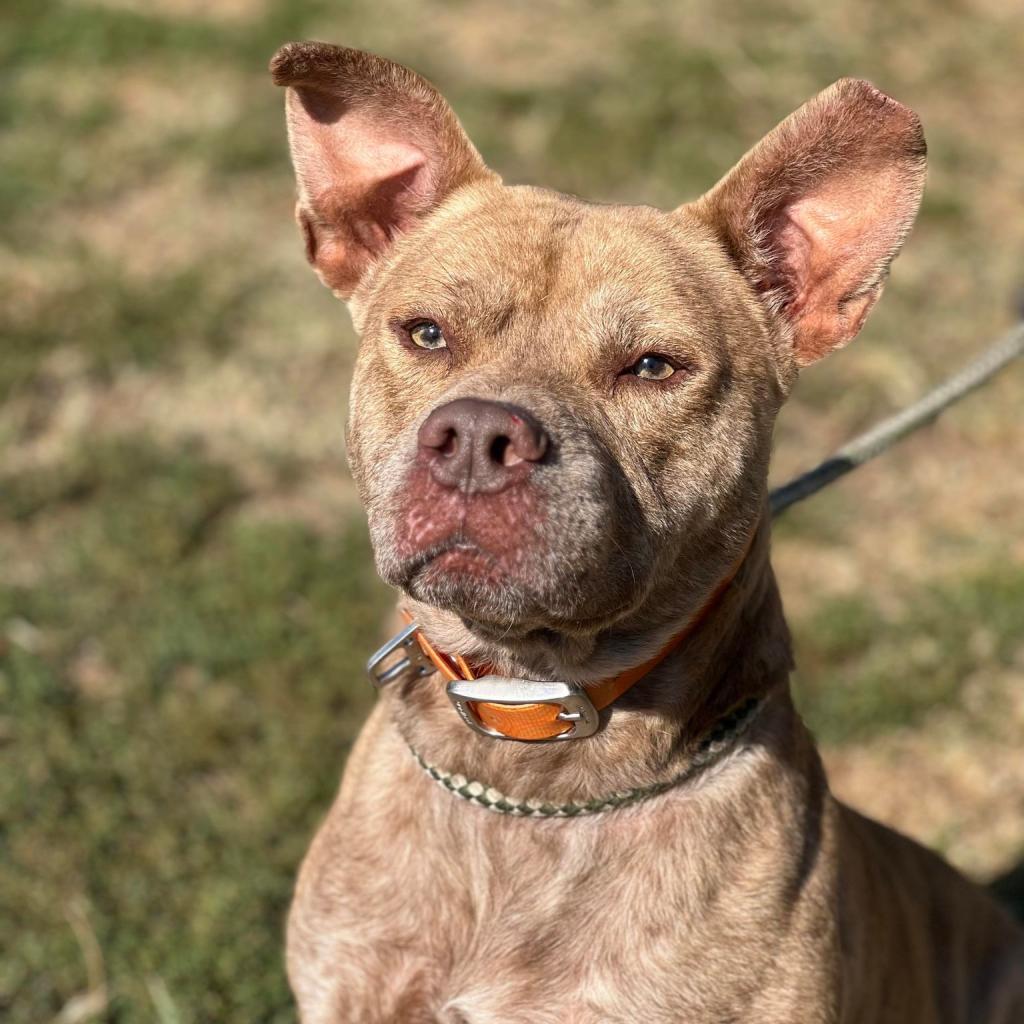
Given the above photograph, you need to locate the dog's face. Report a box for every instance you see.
[349,190,780,643]
[273,44,925,667]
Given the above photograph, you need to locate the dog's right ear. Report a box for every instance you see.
[270,42,497,298]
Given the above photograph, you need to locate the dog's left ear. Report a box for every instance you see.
[271,42,498,298]
[692,79,926,366]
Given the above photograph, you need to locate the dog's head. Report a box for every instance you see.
[272,43,925,672]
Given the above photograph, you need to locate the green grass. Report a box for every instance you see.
[793,566,1024,744]
[1,437,389,1020]
[0,261,266,401]
[454,34,752,201]
[1,0,334,72]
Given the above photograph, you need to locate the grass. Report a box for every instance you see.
[1,0,1022,1020]
[792,566,1024,745]
[1,261,265,401]
[1,436,388,1020]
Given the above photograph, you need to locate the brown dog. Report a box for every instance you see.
[270,42,1024,1023]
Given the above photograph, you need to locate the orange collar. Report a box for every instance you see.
[401,530,756,742]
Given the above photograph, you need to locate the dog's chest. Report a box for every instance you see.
[292,863,832,1024]
[288,766,837,1024]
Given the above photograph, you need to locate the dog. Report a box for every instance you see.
[270,41,1024,1023]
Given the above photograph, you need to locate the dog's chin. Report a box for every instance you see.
[400,544,550,629]
[392,542,649,645]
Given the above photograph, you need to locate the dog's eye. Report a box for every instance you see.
[630,354,676,381]
[409,320,448,350]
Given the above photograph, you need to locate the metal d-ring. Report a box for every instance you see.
[366,622,433,689]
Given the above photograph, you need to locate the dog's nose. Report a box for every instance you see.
[418,398,549,494]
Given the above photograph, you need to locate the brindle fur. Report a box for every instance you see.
[270,41,1024,1023]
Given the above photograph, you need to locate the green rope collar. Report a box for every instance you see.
[407,696,764,818]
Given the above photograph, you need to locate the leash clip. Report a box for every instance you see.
[366,622,433,688]
[446,676,600,742]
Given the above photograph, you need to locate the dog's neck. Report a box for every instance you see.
[386,515,797,804]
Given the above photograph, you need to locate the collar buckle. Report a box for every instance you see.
[446,676,600,742]
[366,622,433,689]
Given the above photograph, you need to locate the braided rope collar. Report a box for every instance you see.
[407,696,764,818]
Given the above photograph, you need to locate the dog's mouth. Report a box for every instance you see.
[392,532,654,643]
[401,536,508,588]
[379,446,657,636]
[396,533,553,627]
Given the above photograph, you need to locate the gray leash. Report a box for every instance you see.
[769,321,1024,517]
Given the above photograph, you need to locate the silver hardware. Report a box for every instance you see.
[366,622,433,689]
[446,676,600,742]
